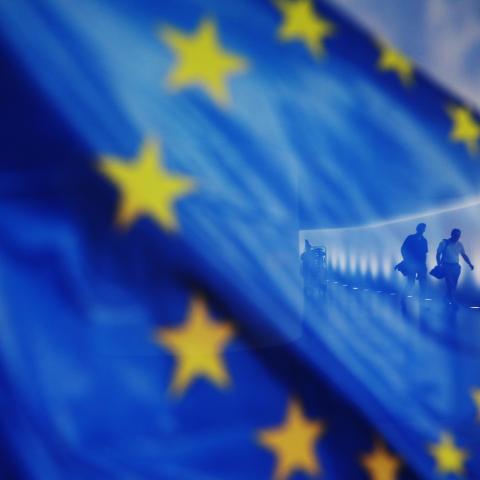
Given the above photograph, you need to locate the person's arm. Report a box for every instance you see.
[460,244,474,270]
[401,238,408,259]
[436,241,444,265]
[401,236,411,260]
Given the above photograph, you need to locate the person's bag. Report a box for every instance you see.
[394,260,409,277]
[429,265,445,279]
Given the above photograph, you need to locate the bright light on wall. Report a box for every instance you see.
[330,249,338,270]
[359,254,368,275]
[338,251,347,272]
[349,251,357,274]
[370,253,379,278]
[473,251,480,286]
[382,256,392,279]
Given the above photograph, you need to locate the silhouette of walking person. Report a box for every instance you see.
[301,240,327,301]
[436,228,474,304]
[399,223,428,297]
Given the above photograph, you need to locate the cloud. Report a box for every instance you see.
[329,0,480,109]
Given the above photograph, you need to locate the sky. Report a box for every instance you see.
[329,0,480,110]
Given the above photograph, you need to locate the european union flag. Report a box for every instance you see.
[0,0,479,478]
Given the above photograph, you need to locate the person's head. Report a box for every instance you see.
[416,223,426,235]
[450,228,461,242]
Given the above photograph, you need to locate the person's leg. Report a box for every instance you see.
[451,264,461,303]
[417,265,427,298]
[445,264,461,303]
[404,272,415,296]
[444,265,455,302]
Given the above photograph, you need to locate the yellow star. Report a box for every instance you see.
[447,105,480,154]
[377,43,414,86]
[377,43,414,85]
[99,140,195,231]
[472,388,480,420]
[160,18,248,106]
[361,441,402,480]
[257,399,325,480]
[154,296,235,395]
[429,432,469,475]
[274,0,335,58]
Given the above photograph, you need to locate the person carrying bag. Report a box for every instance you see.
[430,229,474,303]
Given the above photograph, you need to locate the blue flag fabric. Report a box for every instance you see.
[0,0,479,478]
